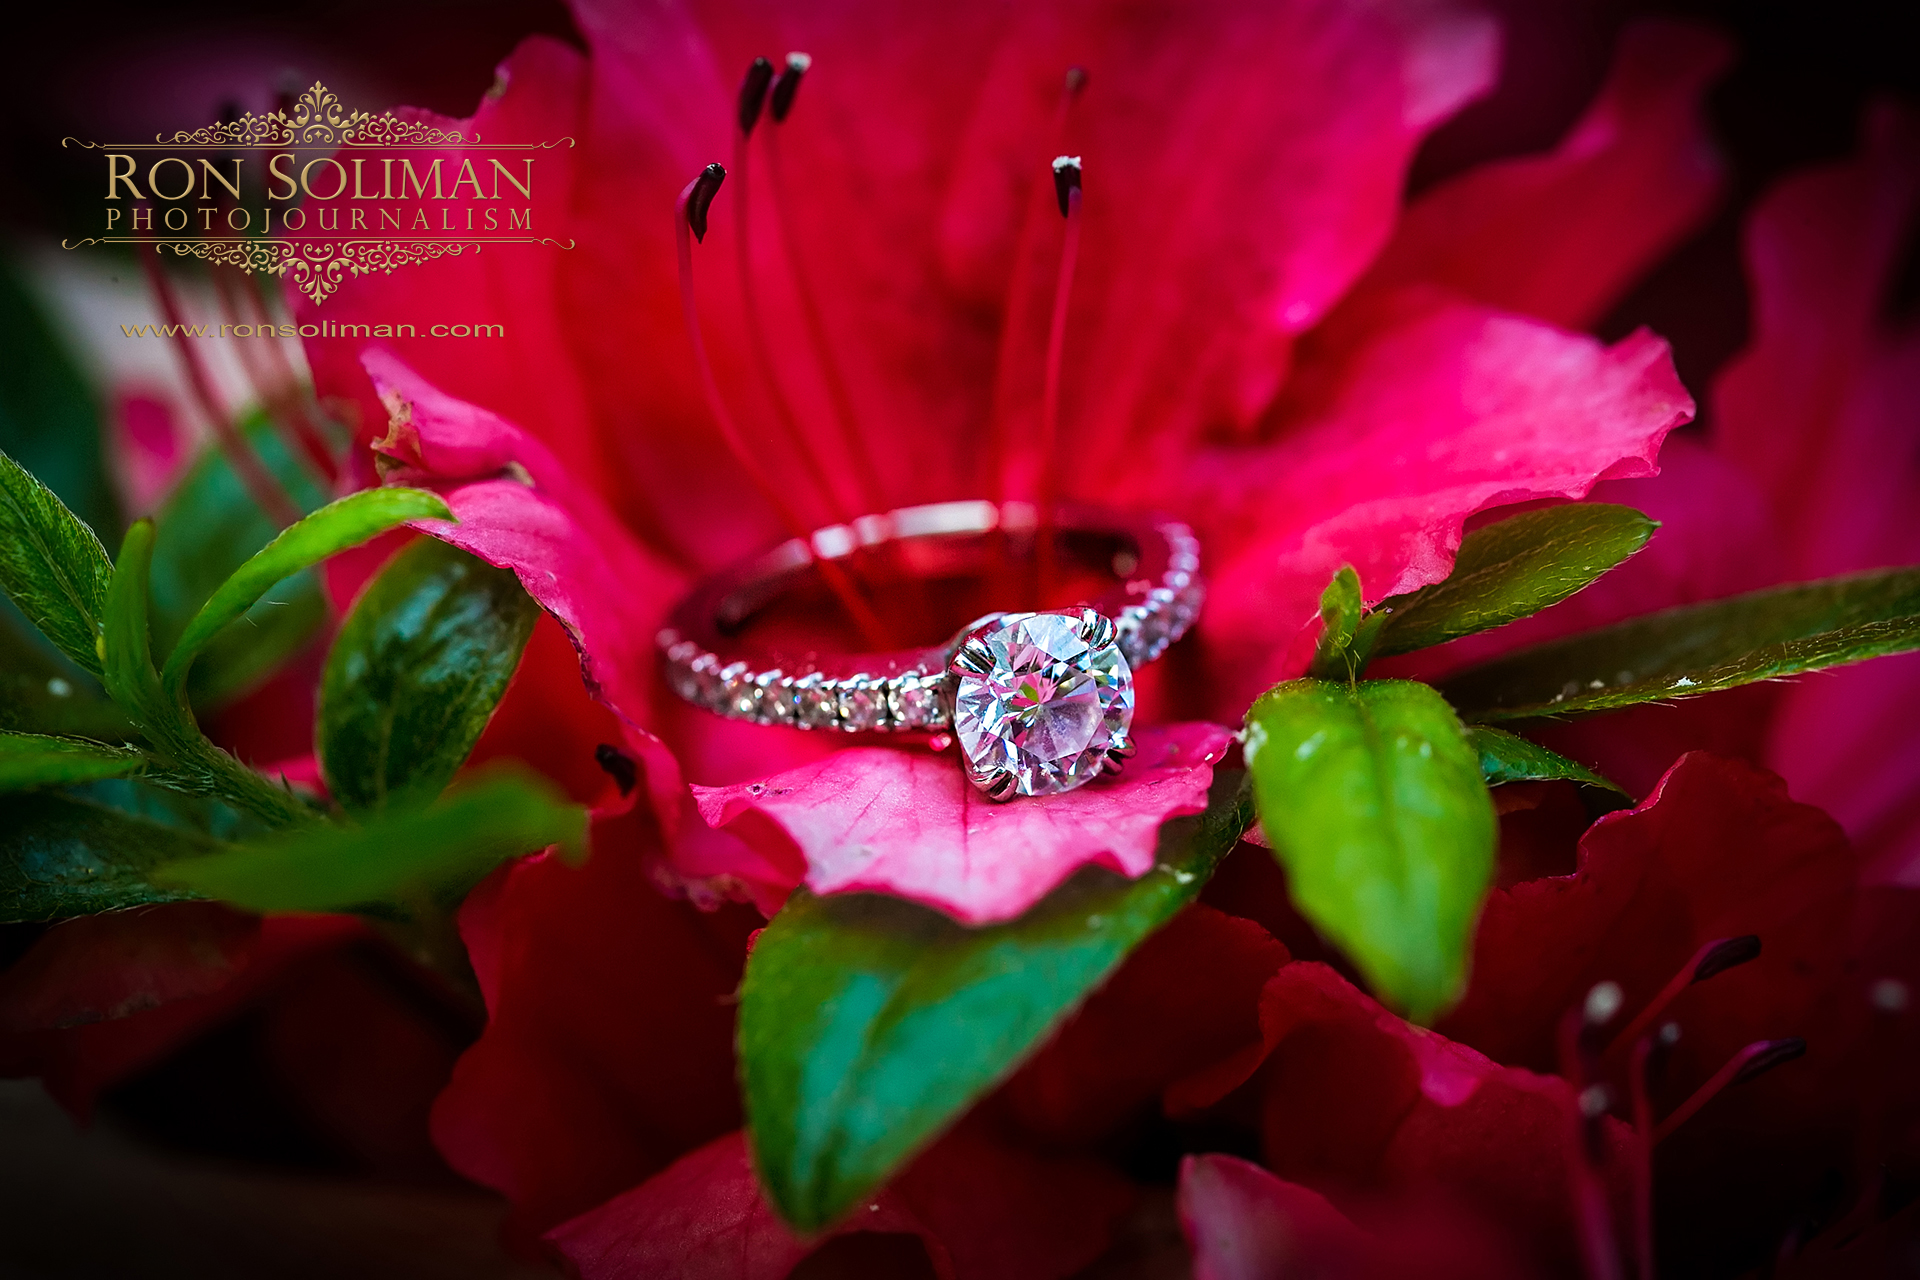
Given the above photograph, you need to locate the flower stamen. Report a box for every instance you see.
[731,57,861,525]
[1628,1021,1681,1280]
[141,252,302,527]
[762,53,887,516]
[1034,155,1084,603]
[1653,1036,1806,1143]
[675,163,890,647]
[1608,935,1761,1056]
[1559,982,1626,1280]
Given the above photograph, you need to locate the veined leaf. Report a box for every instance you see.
[1245,679,1493,1022]
[320,537,538,814]
[103,520,312,830]
[1468,725,1626,795]
[741,771,1251,1232]
[148,413,328,710]
[1441,566,1920,722]
[1374,504,1657,658]
[0,790,214,922]
[160,487,452,701]
[151,771,585,913]
[0,730,145,791]
[0,448,113,678]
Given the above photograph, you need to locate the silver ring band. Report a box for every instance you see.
[656,500,1203,733]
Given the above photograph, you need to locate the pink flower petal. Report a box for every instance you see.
[1006,904,1289,1143]
[1180,1154,1365,1280]
[547,1123,1132,1280]
[692,722,1232,924]
[1353,19,1730,330]
[1710,108,1920,886]
[430,805,756,1237]
[1192,301,1693,715]
[1441,750,1854,1109]
[1168,960,1627,1274]
[1178,1154,1541,1280]
[361,350,695,833]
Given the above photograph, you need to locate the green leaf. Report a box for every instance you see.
[741,770,1251,1233]
[101,519,173,731]
[1440,566,1920,722]
[1467,724,1626,795]
[1307,566,1371,679]
[0,448,113,678]
[147,413,329,710]
[1244,679,1494,1022]
[159,487,452,702]
[0,791,214,922]
[0,729,145,791]
[102,519,312,830]
[151,771,585,913]
[319,538,538,814]
[1373,504,1657,658]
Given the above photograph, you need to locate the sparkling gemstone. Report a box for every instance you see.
[950,610,1134,799]
[890,674,947,730]
[837,679,887,730]
[795,676,841,729]
[755,671,794,725]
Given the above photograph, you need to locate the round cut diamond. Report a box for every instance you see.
[950,610,1134,800]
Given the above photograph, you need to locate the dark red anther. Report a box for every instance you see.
[738,56,775,135]
[1731,1036,1806,1086]
[1656,1036,1808,1142]
[1692,934,1761,983]
[1052,155,1083,218]
[1063,65,1089,95]
[683,162,727,242]
[770,52,811,122]
[594,743,637,796]
[1610,935,1764,1055]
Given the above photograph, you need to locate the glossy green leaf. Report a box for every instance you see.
[1374,504,1657,658]
[0,730,145,791]
[1441,566,1920,722]
[0,448,113,678]
[102,520,312,830]
[0,791,215,922]
[147,413,328,710]
[1244,679,1494,1022]
[741,771,1251,1232]
[159,487,452,701]
[1467,725,1625,795]
[320,538,538,814]
[151,771,585,913]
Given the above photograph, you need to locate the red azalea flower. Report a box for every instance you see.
[264,1,1732,1261]
[302,0,1691,930]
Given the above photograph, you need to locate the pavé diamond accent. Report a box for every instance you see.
[794,675,840,730]
[837,678,887,730]
[950,609,1134,800]
[889,673,949,730]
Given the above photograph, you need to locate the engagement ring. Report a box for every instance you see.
[657,500,1203,800]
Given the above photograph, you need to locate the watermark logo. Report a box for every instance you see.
[62,82,574,304]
